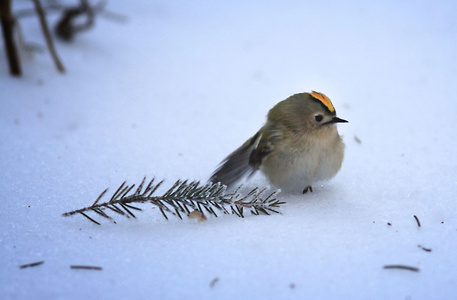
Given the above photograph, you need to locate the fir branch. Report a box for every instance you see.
[63,178,283,225]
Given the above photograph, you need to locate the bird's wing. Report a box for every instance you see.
[209,131,263,188]
[248,127,282,170]
[209,126,281,188]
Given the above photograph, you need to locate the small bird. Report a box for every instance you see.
[209,91,348,194]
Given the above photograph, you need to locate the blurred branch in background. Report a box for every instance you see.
[0,0,125,77]
[54,0,106,42]
[32,0,65,73]
[0,0,22,76]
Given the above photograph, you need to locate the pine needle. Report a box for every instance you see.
[79,212,101,225]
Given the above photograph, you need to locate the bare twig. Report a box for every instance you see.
[32,0,65,73]
[413,215,421,227]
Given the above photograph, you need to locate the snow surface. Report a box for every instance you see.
[1,0,457,299]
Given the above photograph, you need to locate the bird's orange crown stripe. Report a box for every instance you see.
[310,91,335,113]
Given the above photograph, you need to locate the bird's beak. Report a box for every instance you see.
[323,117,348,126]
[331,117,348,123]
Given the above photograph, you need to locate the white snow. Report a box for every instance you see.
[1,1,457,299]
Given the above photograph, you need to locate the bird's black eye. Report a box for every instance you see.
[315,115,323,122]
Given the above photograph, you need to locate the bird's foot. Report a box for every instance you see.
[302,186,313,194]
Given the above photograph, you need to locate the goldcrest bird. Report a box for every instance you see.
[209,91,347,194]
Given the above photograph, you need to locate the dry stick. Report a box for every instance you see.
[32,0,65,73]
[413,215,421,227]
[0,0,22,76]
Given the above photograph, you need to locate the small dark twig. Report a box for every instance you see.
[383,265,420,272]
[70,265,102,270]
[19,260,44,269]
[32,0,65,73]
[413,215,421,227]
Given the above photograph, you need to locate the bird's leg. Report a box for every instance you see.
[302,186,313,194]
